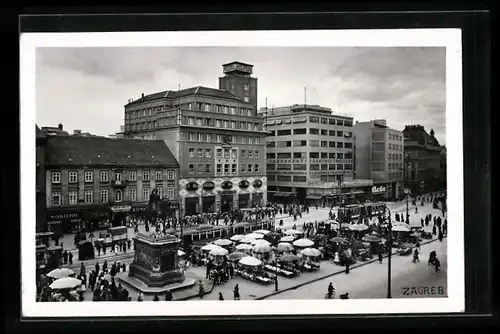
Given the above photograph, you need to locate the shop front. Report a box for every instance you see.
[238,193,250,209]
[370,184,389,201]
[220,191,235,212]
[185,181,200,215]
[305,194,324,207]
[130,202,149,217]
[110,204,132,227]
[202,181,216,213]
[252,192,263,206]
[47,205,111,234]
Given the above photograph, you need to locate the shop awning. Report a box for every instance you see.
[273,192,297,197]
[306,195,323,200]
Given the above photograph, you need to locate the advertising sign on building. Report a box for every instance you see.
[371,186,386,194]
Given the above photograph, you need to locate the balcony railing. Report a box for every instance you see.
[111,180,129,187]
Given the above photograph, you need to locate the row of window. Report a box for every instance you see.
[184,132,262,145]
[389,143,403,151]
[188,163,261,174]
[389,163,403,170]
[51,170,175,184]
[267,163,353,171]
[389,133,403,141]
[127,116,264,132]
[269,117,353,127]
[267,140,353,148]
[50,186,176,206]
[268,129,353,137]
[389,153,403,161]
[266,152,353,159]
[267,174,346,182]
[188,148,260,159]
[126,103,255,120]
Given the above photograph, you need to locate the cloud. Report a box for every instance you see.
[35,46,446,145]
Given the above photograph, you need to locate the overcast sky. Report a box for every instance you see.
[36,47,446,145]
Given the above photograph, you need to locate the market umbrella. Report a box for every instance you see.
[267,232,281,237]
[230,234,245,242]
[239,236,254,244]
[47,268,75,279]
[279,254,300,262]
[329,237,347,244]
[49,277,82,290]
[209,247,229,256]
[228,252,247,261]
[213,238,233,247]
[251,239,271,246]
[254,229,271,235]
[280,236,295,242]
[239,256,262,267]
[246,233,264,239]
[201,244,221,251]
[392,225,411,232]
[277,242,294,252]
[362,235,382,243]
[284,229,302,235]
[300,247,322,257]
[293,238,315,248]
[235,243,253,251]
[252,243,272,254]
[177,249,186,256]
[349,224,368,231]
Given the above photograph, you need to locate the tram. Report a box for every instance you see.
[337,202,386,220]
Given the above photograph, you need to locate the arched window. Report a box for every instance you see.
[115,189,123,203]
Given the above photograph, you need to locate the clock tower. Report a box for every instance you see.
[219,61,258,110]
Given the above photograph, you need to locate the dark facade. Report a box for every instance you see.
[36,125,47,232]
[44,136,179,234]
[402,125,443,195]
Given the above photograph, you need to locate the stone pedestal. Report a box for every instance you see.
[128,232,184,288]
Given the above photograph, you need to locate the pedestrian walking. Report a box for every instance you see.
[378,251,383,264]
[68,251,73,265]
[219,292,224,301]
[421,218,424,228]
[438,230,444,242]
[434,257,441,273]
[413,248,420,263]
[63,250,68,264]
[345,261,350,274]
[233,284,240,300]
[198,280,205,299]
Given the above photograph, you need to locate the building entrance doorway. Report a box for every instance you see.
[185,197,199,215]
[221,195,233,213]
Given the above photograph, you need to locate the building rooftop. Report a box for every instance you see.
[403,125,440,147]
[125,86,241,107]
[222,61,254,68]
[36,125,45,139]
[45,136,179,168]
[260,104,352,118]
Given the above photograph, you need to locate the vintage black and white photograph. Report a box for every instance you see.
[21,30,464,317]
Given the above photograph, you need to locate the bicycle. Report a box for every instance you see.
[325,290,336,299]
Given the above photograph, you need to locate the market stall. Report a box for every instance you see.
[235,256,274,285]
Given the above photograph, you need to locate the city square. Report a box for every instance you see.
[32,46,448,305]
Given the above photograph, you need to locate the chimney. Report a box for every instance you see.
[58,123,63,130]
[141,93,145,98]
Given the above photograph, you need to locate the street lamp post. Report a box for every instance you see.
[274,252,279,291]
[382,205,393,298]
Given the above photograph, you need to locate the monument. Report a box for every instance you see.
[118,231,197,294]
[128,232,184,287]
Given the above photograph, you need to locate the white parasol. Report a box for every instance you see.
[246,233,264,239]
[239,236,255,244]
[252,243,272,254]
[209,247,229,256]
[213,238,233,246]
[299,247,322,257]
[239,256,262,267]
[254,229,271,235]
[235,243,253,251]
[348,224,369,231]
[392,225,411,232]
[280,236,295,242]
[47,268,75,279]
[230,234,245,242]
[177,249,186,256]
[277,242,294,252]
[284,229,303,235]
[251,239,271,246]
[293,238,315,248]
[201,244,221,251]
[49,277,82,290]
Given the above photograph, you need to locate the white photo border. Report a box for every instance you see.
[20,29,464,317]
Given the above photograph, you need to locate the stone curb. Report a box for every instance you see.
[255,236,445,300]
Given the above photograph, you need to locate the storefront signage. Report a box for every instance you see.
[186,182,199,192]
[265,120,276,126]
[203,181,215,191]
[48,212,81,221]
[239,180,249,189]
[292,116,307,123]
[221,181,233,190]
[219,190,236,196]
[253,180,263,188]
[371,186,386,194]
[268,171,307,175]
[111,205,132,213]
